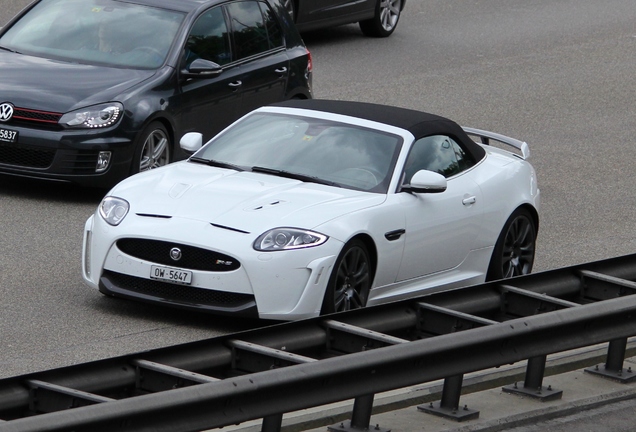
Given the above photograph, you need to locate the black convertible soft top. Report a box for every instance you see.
[274,99,486,163]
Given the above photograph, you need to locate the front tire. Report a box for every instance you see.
[359,0,402,38]
[321,239,373,314]
[486,208,537,281]
[131,121,171,175]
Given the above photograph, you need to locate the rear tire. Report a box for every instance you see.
[486,208,537,281]
[359,0,402,38]
[321,239,372,314]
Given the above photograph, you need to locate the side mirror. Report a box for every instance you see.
[180,58,223,79]
[180,132,203,153]
[402,170,447,194]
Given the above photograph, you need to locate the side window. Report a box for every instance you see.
[260,2,284,48]
[404,135,471,182]
[226,1,279,60]
[186,7,231,66]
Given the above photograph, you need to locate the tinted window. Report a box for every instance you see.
[404,135,472,182]
[186,7,231,65]
[260,2,284,48]
[226,1,277,59]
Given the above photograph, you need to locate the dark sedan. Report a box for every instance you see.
[0,0,312,187]
[283,0,405,37]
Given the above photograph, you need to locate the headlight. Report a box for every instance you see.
[254,228,328,251]
[99,196,129,226]
[59,102,123,129]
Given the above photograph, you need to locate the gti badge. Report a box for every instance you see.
[169,247,182,261]
[0,103,14,122]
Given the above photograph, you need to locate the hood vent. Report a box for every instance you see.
[251,200,285,211]
[211,223,250,234]
[136,213,172,219]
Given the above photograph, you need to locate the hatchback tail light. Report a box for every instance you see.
[306,48,313,73]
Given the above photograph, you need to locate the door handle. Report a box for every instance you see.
[385,229,405,241]
[275,67,288,74]
[228,81,242,88]
[462,196,476,206]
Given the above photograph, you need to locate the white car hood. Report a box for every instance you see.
[114,162,386,234]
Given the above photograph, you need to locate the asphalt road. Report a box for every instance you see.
[2,0,636,379]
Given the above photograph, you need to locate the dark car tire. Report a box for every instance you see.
[131,121,171,175]
[486,207,537,281]
[321,239,373,314]
[359,0,402,38]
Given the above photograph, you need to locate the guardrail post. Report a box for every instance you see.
[585,337,636,383]
[502,355,562,401]
[418,374,479,421]
[261,413,283,432]
[328,394,390,431]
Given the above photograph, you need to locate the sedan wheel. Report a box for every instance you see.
[360,0,402,37]
[486,208,537,281]
[322,240,372,314]
[133,122,171,174]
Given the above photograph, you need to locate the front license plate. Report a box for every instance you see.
[0,127,18,143]
[150,265,192,285]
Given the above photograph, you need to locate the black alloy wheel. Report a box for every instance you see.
[322,239,372,314]
[486,208,537,281]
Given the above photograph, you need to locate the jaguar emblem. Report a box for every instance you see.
[169,247,182,261]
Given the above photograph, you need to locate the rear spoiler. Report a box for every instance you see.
[463,127,530,160]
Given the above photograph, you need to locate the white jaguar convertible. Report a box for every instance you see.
[82,100,540,320]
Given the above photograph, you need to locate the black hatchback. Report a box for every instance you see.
[0,0,312,187]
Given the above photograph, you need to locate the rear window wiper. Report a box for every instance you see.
[251,166,340,187]
[189,156,245,172]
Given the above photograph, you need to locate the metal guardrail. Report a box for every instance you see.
[2,253,636,431]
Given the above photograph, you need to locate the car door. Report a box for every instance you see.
[225,1,289,114]
[175,6,244,141]
[297,0,371,23]
[395,135,484,282]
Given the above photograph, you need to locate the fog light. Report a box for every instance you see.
[96,151,112,173]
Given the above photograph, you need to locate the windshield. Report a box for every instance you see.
[192,113,403,193]
[0,0,184,69]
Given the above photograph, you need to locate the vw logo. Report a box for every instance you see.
[169,247,182,261]
[0,103,13,122]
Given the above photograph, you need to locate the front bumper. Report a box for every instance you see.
[82,214,342,320]
[0,121,136,187]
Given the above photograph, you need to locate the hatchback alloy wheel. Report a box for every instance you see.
[139,126,170,172]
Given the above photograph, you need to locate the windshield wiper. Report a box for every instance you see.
[189,156,244,172]
[0,45,21,54]
[251,166,340,187]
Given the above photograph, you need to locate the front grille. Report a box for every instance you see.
[117,238,241,272]
[6,107,64,131]
[102,270,254,308]
[0,142,55,168]
[13,107,62,124]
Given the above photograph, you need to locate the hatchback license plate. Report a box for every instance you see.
[150,265,192,285]
[0,127,18,143]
